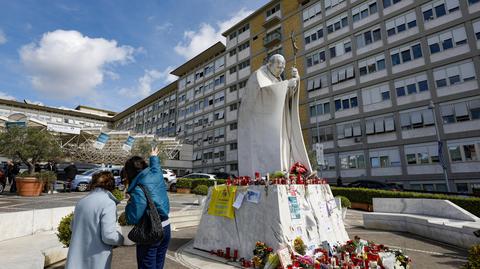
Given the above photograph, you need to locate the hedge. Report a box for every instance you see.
[176,178,226,190]
[331,187,480,217]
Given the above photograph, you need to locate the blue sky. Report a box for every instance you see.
[0,0,267,111]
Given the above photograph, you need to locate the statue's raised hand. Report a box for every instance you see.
[288,67,299,91]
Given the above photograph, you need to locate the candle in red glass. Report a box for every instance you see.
[225,247,230,259]
[294,261,300,267]
[287,265,293,269]
[233,249,238,260]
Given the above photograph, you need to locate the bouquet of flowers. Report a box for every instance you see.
[290,162,308,176]
[252,241,274,268]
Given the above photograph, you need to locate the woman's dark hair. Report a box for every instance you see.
[90,171,115,192]
[124,156,148,183]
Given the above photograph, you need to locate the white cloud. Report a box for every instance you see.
[0,91,16,101]
[0,29,7,44]
[119,66,177,98]
[19,29,136,99]
[155,22,173,33]
[174,8,253,59]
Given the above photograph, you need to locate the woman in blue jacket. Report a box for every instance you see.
[125,147,170,269]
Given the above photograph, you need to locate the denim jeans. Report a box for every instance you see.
[136,224,171,269]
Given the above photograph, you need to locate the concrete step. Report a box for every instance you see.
[173,220,201,229]
[170,214,202,223]
[170,209,203,218]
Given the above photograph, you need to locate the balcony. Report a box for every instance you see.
[263,11,281,29]
[263,31,282,48]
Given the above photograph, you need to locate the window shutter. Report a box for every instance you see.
[366,120,375,134]
[454,102,468,117]
[460,62,476,80]
[452,27,467,43]
[423,109,435,125]
[385,117,395,131]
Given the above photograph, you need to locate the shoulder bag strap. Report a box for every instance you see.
[137,184,156,210]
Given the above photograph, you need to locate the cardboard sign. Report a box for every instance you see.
[277,247,292,269]
[208,186,237,219]
[93,132,110,150]
[122,136,135,152]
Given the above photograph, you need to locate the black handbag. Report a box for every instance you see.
[128,184,164,245]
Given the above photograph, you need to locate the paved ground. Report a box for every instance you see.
[4,189,468,269]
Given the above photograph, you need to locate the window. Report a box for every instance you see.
[383,0,403,8]
[238,80,247,89]
[230,122,238,130]
[352,0,378,23]
[456,183,468,193]
[238,60,250,70]
[303,2,322,23]
[229,66,237,74]
[238,24,249,34]
[359,54,386,76]
[448,140,480,162]
[390,42,422,66]
[428,27,467,55]
[395,73,429,97]
[334,95,358,111]
[304,25,324,45]
[337,122,362,139]
[340,153,366,169]
[312,126,334,143]
[229,31,237,40]
[229,85,237,92]
[331,64,354,84]
[266,4,280,17]
[433,61,476,89]
[306,49,326,67]
[238,42,250,52]
[324,0,346,10]
[204,63,214,76]
[309,101,331,117]
[307,73,328,92]
[422,0,459,22]
[362,84,390,106]
[327,13,349,34]
[229,103,238,111]
[405,144,440,165]
[473,21,480,40]
[230,164,238,171]
[230,143,238,150]
[229,49,237,57]
[365,115,395,134]
[370,149,400,168]
[441,99,480,124]
[329,39,352,59]
[400,109,434,130]
[386,11,417,37]
[355,27,381,48]
[214,75,225,86]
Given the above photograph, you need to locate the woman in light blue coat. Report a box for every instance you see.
[66,171,124,269]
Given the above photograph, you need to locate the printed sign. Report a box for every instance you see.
[122,136,136,152]
[326,198,337,216]
[233,192,245,209]
[288,196,301,221]
[314,143,325,166]
[208,185,237,219]
[277,247,293,269]
[93,132,110,150]
[246,189,261,204]
[5,121,26,129]
[47,123,81,134]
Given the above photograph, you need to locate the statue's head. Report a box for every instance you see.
[267,54,285,78]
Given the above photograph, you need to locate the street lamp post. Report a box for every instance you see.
[429,101,451,192]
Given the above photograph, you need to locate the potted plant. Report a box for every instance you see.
[117,212,135,245]
[336,195,351,219]
[192,185,209,206]
[0,126,62,196]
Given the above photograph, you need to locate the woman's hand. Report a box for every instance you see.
[151,146,159,156]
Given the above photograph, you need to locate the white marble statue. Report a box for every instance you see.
[238,54,312,177]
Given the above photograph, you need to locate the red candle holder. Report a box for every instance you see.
[225,247,231,259]
[233,249,238,261]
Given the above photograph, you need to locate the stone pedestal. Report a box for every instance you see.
[193,184,349,259]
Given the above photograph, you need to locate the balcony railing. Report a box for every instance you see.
[263,31,282,48]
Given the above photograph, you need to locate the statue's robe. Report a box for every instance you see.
[238,65,312,177]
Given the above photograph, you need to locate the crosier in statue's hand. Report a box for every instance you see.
[288,67,299,96]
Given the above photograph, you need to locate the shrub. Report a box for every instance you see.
[57,212,74,247]
[177,178,193,188]
[337,196,351,208]
[177,178,226,189]
[331,187,480,217]
[463,244,480,269]
[111,189,124,201]
[118,211,128,226]
[192,185,209,196]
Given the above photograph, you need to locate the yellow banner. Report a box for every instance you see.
[208,185,237,219]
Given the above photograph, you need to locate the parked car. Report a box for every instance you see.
[210,172,235,179]
[347,180,403,191]
[163,169,177,192]
[70,166,125,192]
[56,162,100,181]
[180,173,216,180]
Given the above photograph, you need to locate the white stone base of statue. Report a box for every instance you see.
[193,184,349,259]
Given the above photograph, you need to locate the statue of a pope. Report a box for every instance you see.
[238,54,312,177]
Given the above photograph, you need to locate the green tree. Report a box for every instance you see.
[131,138,168,161]
[0,126,63,175]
